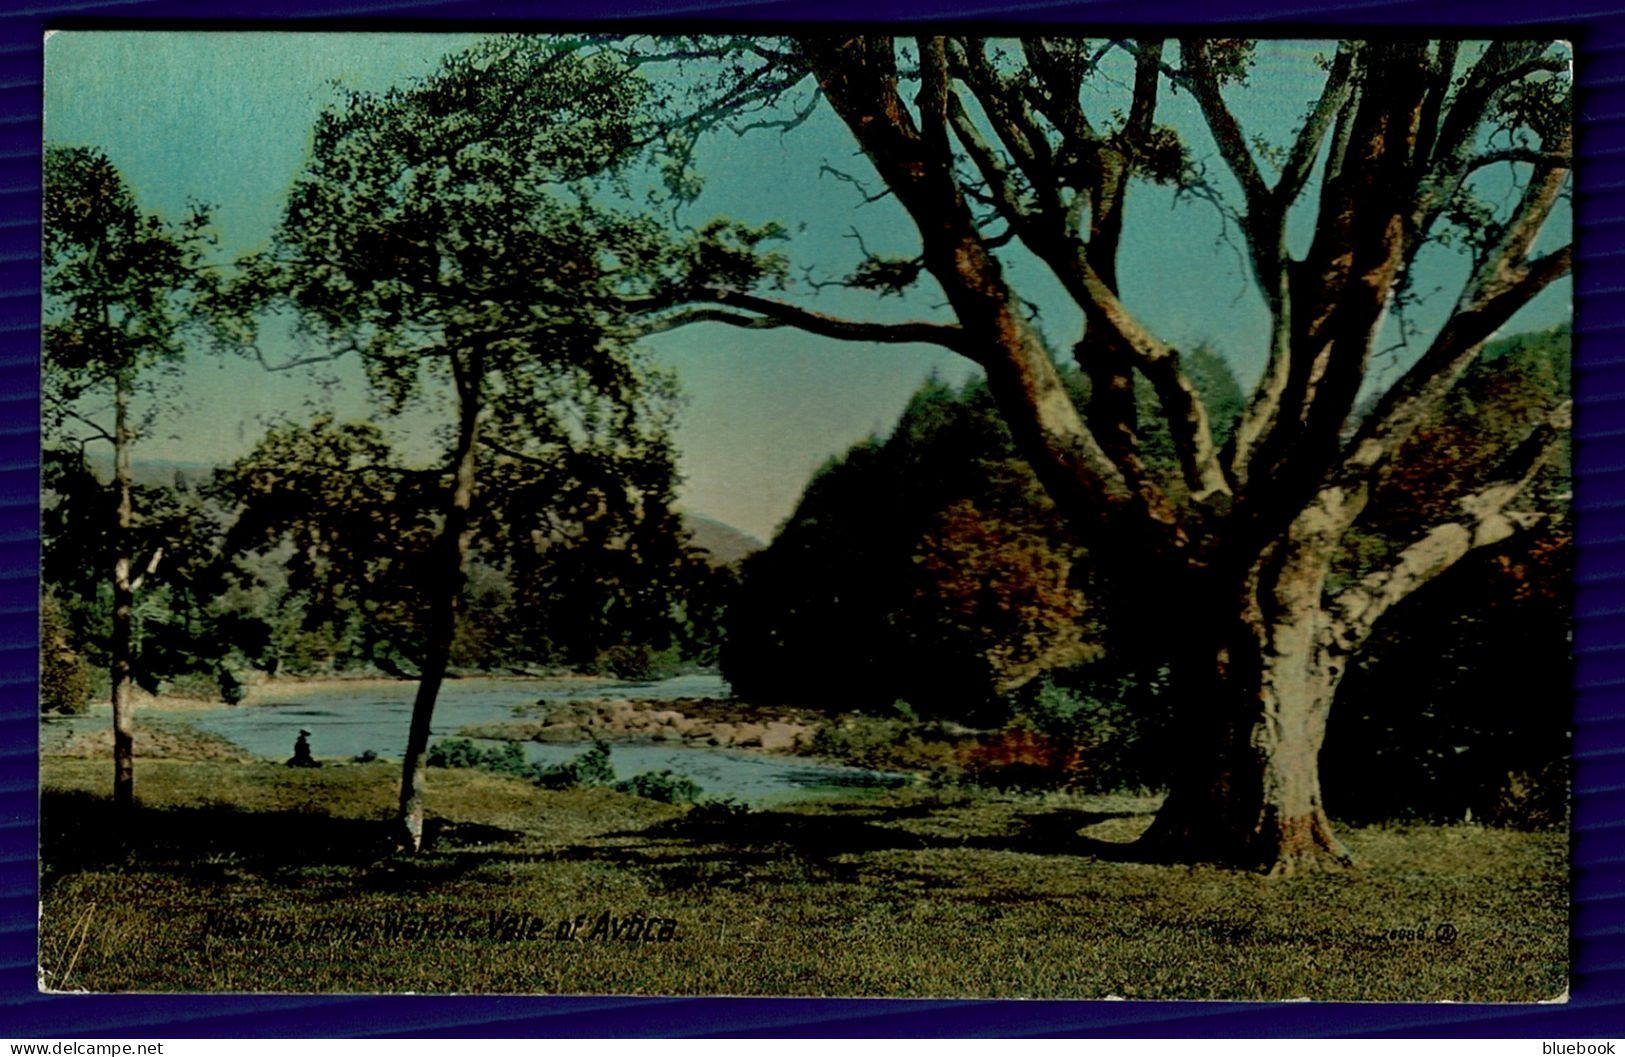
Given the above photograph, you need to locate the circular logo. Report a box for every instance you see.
[1434,923,1458,945]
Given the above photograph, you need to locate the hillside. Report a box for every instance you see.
[682,514,764,566]
[77,451,763,566]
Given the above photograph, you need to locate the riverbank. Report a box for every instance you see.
[38,755,1569,999]
[454,694,824,752]
[84,670,616,715]
[48,673,923,774]
[44,677,913,805]
[41,677,1115,790]
[41,708,251,760]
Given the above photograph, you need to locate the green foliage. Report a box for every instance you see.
[808,715,911,769]
[40,595,92,715]
[808,714,966,774]
[41,146,223,713]
[42,145,213,432]
[1000,674,1170,793]
[1202,38,1259,85]
[724,352,1244,723]
[545,740,617,789]
[613,769,703,804]
[210,418,441,671]
[426,738,524,773]
[686,796,752,823]
[426,736,618,791]
[41,447,272,694]
[723,372,1093,719]
[1324,325,1572,825]
[845,254,923,297]
[212,38,758,678]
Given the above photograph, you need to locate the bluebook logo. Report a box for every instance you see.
[1543,1045,1616,1054]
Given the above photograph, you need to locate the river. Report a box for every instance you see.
[191,674,906,805]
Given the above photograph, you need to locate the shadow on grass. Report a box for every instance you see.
[577,800,1154,879]
[41,785,1160,898]
[39,789,525,886]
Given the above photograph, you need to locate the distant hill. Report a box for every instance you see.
[75,450,764,566]
[80,451,216,490]
[683,514,764,567]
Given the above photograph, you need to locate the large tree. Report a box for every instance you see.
[638,37,1572,872]
[42,146,212,809]
[227,38,783,850]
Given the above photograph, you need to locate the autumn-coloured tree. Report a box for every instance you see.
[910,496,1097,701]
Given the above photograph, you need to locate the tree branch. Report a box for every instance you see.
[1072,266,1231,500]
[1180,40,1270,224]
[1428,42,1561,181]
[1124,40,1163,144]
[1275,43,1358,211]
[915,36,954,171]
[1340,148,1570,487]
[629,287,971,353]
[1415,41,1566,236]
[1333,402,1568,646]
[129,546,163,593]
[1464,146,1565,173]
[945,91,1039,246]
[951,39,1063,222]
[482,436,568,468]
[57,407,116,446]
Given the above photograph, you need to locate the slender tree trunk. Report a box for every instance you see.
[111,376,135,812]
[397,349,484,852]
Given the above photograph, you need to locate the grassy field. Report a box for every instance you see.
[38,756,1567,1000]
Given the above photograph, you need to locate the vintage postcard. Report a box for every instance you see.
[38,32,1572,999]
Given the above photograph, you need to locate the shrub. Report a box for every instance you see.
[546,740,615,788]
[1491,762,1569,830]
[594,644,685,681]
[218,669,247,705]
[990,675,1168,793]
[428,738,540,779]
[428,737,499,770]
[687,797,751,823]
[810,713,967,775]
[40,596,92,715]
[429,736,624,791]
[958,724,1085,791]
[809,715,909,769]
[614,770,702,804]
[157,671,221,701]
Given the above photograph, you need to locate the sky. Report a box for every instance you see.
[42,33,1573,541]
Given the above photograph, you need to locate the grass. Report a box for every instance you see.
[38,756,1567,1000]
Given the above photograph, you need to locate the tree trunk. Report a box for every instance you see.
[396,349,484,852]
[111,376,135,812]
[1138,653,1351,873]
[1137,547,1355,874]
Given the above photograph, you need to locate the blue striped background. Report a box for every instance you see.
[3,4,1621,1037]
